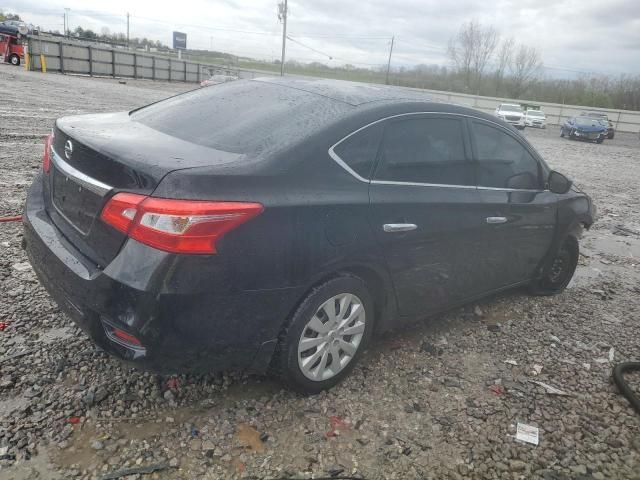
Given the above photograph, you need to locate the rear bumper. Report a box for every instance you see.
[23,174,302,373]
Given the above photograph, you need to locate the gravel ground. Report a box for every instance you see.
[1,66,640,480]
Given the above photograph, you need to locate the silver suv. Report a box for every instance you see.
[495,104,526,130]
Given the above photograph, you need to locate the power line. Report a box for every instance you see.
[287,35,333,60]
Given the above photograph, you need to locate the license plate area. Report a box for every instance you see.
[52,166,104,235]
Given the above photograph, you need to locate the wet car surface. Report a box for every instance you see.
[23,77,594,393]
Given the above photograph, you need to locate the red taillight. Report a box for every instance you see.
[43,132,53,173]
[100,193,264,254]
[112,328,142,347]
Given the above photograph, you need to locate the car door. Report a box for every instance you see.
[469,119,557,290]
[368,113,487,317]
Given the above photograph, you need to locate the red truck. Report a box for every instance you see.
[0,25,25,66]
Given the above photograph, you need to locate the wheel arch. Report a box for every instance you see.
[274,262,395,347]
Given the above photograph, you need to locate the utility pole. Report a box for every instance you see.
[64,8,70,37]
[126,12,130,48]
[385,35,394,85]
[278,0,288,76]
[210,36,213,51]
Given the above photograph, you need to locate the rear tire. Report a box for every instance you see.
[9,54,20,66]
[560,129,565,138]
[276,276,374,394]
[530,236,579,296]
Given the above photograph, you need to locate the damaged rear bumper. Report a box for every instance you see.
[22,174,300,374]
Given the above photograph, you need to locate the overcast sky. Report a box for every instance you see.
[6,0,640,77]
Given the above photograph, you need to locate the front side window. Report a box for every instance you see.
[374,117,472,185]
[332,123,383,179]
[472,121,541,190]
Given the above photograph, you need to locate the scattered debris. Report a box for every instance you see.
[614,224,640,237]
[11,262,32,272]
[325,416,348,438]
[0,321,9,331]
[165,377,180,391]
[609,347,615,362]
[0,349,35,363]
[487,324,500,332]
[530,381,572,396]
[515,423,539,446]
[236,424,266,453]
[99,463,170,480]
[504,359,518,366]
[67,416,81,424]
[532,364,543,376]
[489,385,505,396]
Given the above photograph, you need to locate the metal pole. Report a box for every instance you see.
[385,36,394,85]
[280,0,287,76]
[64,8,70,37]
[126,13,130,48]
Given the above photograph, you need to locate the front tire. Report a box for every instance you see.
[276,276,373,394]
[530,236,579,296]
[9,54,20,66]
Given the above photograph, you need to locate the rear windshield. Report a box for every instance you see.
[131,80,351,156]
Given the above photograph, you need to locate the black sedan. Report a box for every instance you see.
[561,116,607,143]
[24,78,595,393]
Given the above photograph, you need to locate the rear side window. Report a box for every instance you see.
[373,117,471,185]
[472,122,541,190]
[332,123,383,179]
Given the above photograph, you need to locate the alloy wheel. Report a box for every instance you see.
[297,293,366,381]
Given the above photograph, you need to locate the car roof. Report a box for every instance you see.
[253,76,438,107]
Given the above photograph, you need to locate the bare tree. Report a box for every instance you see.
[508,44,543,98]
[495,37,514,95]
[448,20,499,92]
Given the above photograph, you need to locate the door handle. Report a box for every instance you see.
[486,216,508,224]
[383,223,417,233]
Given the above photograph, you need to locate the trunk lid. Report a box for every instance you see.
[46,112,242,267]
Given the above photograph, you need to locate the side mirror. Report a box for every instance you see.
[548,171,572,194]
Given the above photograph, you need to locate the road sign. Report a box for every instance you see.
[172,31,187,50]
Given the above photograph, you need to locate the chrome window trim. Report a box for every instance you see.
[370,179,476,190]
[328,111,547,193]
[50,147,113,196]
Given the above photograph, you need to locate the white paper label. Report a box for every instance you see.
[516,423,539,446]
